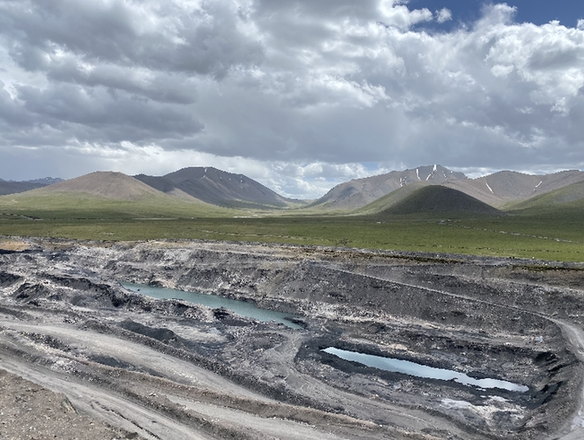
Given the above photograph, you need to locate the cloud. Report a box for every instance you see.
[436,8,452,24]
[47,59,199,104]
[378,2,433,30]
[1,0,264,76]
[0,0,582,197]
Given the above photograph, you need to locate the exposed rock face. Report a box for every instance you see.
[0,239,583,439]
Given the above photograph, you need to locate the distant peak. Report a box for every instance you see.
[84,171,128,178]
[138,165,293,208]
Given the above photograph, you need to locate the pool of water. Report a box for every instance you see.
[322,347,528,392]
[122,282,304,330]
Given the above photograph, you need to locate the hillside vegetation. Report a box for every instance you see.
[356,183,426,215]
[375,185,502,216]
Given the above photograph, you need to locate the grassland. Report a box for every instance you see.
[1,183,583,262]
[0,191,235,219]
[0,199,582,261]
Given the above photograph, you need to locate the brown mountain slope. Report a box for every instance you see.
[445,170,584,208]
[508,180,584,211]
[35,172,176,201]
[314,166,584,211]
[136,167,298,209]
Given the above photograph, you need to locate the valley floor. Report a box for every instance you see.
[0,238,583,439]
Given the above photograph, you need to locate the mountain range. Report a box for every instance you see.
[1,165,583,215]
[311,165,466,211]
[312,165,584,211]
[0,177,62,196]
[34,172,171,201]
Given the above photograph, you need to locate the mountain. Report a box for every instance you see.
[135,167,298,209]
[311,165,584,212]
[356,182,426,215]
[35,172,171,201]
[27,177,63,185]
[377,185,502,216]
[0,177,63,196]
[311,165,466,211]
[0,171,231,218]
[130,174,200,202]
[4,166,582,214]
[507,180,584,212]
[445,170,584,208]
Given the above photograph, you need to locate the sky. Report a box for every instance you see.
[0,1,583,199]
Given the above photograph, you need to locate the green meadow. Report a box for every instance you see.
[0,193,582,262]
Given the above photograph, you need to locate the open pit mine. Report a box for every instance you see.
[0,238,583,439]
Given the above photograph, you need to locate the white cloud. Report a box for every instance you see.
[476,3,516,27]
[379,2,433,30]
[436,8,452,24]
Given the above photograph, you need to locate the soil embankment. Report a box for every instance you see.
[0,238,583,439]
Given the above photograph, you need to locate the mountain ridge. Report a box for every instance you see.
[445,169,584,208]
[0,177,63,196]
[135,167,298,209]
[507,180,584,212]
[311,165,466,211]
[312,165,584,211]
[32,172,174,201]
[2,165,583,213]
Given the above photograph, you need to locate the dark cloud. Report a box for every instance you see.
[0,0,582,197]
[47,60,199,104]
[13,83,203,144]
[1,0,264,76]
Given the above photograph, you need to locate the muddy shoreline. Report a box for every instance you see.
[0,238,583,439]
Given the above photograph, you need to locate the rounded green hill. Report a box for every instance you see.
[379,185,502,216]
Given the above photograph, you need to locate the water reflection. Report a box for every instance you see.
[323,347,528,392]
[122,282,303,330]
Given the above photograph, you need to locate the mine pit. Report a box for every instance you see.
[0,239,582,439]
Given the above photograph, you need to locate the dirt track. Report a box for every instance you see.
[0,238,583,439]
